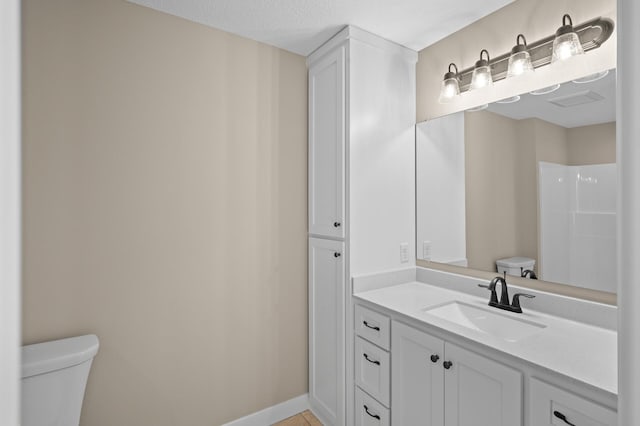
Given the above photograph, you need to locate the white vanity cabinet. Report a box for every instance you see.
[307,25,417,426]
[308,44,345,240]
[529,378,617,426]
[392,320,522,426]
[309,237,345,425]
[353,304,392,425]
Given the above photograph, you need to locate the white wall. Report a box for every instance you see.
[617,0,640,423]
[0,0,21,423]
[348,34,417,276]
[416,113,466,264]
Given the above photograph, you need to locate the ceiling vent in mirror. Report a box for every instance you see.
[438,15,614,101]
[547,90,604,108]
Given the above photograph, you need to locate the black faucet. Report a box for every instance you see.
[520,267,538,279]
[478,272,536,314]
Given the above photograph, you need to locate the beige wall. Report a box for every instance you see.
[22,1,308,425]
[417,0,617,120]
[464,111,538,272]
[568,122,616,165]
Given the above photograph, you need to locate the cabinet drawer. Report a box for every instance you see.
[355,386,390,426]
[355,337,390,407]
[355,305,390,350]
[530,378,617,426]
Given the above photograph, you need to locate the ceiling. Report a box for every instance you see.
[487,69,616,128]
[128,0,514,56]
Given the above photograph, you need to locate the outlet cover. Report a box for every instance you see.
[423,241,432,260]
[400,243,409,263]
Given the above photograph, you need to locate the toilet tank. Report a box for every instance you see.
[21,334,99,426]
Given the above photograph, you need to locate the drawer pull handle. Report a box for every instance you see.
[363,405,381,420]
[553,411,577,426]
[334,221,341,228]
[443,361,453,369]
[430,354,440,363]
[363,353,380,365]
[363,321,380,331]
[334,252,341,258]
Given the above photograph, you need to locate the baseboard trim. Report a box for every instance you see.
[222,394,310,426]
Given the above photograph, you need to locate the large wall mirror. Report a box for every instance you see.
[416,69,616,295]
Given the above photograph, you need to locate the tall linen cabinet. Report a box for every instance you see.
[307,26,417,426]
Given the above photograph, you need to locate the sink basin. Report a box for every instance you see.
[423,301,546,342]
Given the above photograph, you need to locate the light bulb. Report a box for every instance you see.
[507,35,534,79]
[471,65,493,90]
[439,78,460,103]
[470,50,493,91]
[438,63,460,103]
[551,15,584,63]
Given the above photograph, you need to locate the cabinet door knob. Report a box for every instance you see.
[333,221,341,228]
[443,361,453,369]
[334,252,341,258]
[430,354,440,363]
[363,405,381,420]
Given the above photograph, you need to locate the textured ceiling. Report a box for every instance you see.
[128,0,514,56]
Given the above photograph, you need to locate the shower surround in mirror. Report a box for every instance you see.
[539,162,616,293]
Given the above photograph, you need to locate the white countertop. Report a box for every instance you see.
[354,281,617,396]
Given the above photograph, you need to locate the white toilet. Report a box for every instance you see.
[21,334,99,426]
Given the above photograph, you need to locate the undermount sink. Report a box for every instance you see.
[423,301,546,342]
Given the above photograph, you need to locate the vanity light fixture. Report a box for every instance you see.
[439,16,613,99]
[438,63,461,103]
[470,50,493,90]
[507,34,534,78]
[551,14,585,63]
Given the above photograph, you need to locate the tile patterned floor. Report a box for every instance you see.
[272,410,323,426]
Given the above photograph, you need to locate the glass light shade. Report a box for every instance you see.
[470,65,493,90]
[551,32,584,62]
[507,51,534,78]
[438,77,460,103]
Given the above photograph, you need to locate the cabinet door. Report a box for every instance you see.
[309,237,345,425]
[529,378,617,426]
[391,321,445,426]
[355,337,390,407]
[308,46,345,238]
[443,343,522,426]
[355,386,390,426]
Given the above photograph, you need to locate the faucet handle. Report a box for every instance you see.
[511,293,536,312]
[478,283,499,305]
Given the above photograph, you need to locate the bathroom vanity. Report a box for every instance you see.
[352,268,617,426]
